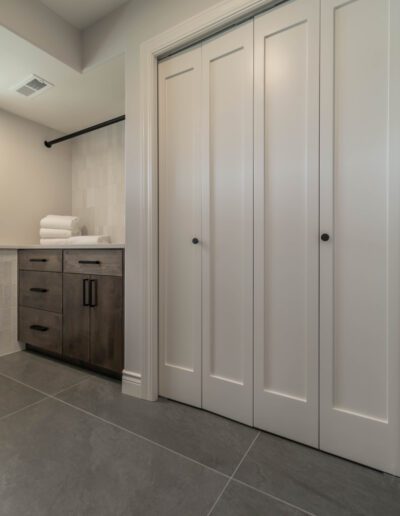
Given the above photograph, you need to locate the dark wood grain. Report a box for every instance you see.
[63,250,123,276]
[63,273,90,363]
[19,307,62,354]
[19,249,62,272]
[90,275,124,374]
[19,271,62,313]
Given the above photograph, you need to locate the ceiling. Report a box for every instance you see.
[0,27,125,134]
[39,0,129,29]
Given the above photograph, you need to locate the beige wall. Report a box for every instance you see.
[71,122,125,244]
[0,109,72,245]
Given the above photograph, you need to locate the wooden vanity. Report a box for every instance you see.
[18,248,124,377]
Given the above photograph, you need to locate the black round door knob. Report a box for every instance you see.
[192,238,199,245]
[321,233,330,242]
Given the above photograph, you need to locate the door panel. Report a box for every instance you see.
[158,47,202,406]
[201,21,254,425]
[90,275,124,374]
[63,273,90,362]
[254,0,320,446]
[320,0,400,474]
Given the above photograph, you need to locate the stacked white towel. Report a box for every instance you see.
[40,228,79,239]
[40,215,81,233]
[40,215,81,245]
[39,215,111,246]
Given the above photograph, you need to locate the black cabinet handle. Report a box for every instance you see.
[30,288,48,293]
[78,260,101,265]
[30,325,48,332]
[90,279,97,307]
[30,258,48,263]
[321,233,330,242]
[192,238,199,245]
[83,279,90,306]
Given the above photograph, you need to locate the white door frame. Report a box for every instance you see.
[138,0,284,401]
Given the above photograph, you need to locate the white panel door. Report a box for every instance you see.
[158,47,202,407]
[201,21,254,425]
[254,0,320,447]
[320,0,400,474]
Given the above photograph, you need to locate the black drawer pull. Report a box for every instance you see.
[78,260,101,265]
[30,288,48,293]
[90,279,98,307]
[30,325,49,332]
[30,258,48,263]
[83,279,90,306]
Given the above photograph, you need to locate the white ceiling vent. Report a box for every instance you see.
[12,75,54,98]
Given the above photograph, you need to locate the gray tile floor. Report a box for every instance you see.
[0,351,399,516]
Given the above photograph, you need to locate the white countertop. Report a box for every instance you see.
[0,244,125,250]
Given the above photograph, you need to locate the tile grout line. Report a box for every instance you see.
[49,395,231,480]
[0,372,53,397]
[233,478,317,516]
[52,377,91,397]
[0,397,48,422]
[207,431,261,516]
[0,371,91,398]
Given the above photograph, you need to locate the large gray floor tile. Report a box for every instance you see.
[0,351,89,395]
[57,375,257,475]
[211,480,306,516]
[235,432,400,516]
[0,375,45,418]
[0,397,226,516]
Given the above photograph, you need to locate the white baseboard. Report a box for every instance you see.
[122,370,142,398]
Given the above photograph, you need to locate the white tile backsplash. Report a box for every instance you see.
[72,122,125,244]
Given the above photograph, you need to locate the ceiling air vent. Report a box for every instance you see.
[12,75,53,98]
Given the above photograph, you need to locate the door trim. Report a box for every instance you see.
[137,0,287,401]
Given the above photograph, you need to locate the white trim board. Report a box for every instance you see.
[136,0,288,401]
[122,370,142,398]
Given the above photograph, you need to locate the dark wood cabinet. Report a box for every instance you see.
[19,306,62,355]
[63,273,124,373]
[90,275,124,373]
[63,273,91,363]
[18,248,124,377]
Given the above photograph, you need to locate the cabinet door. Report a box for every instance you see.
[90,275,123,374]
[201,21,254,425]
[158,46,202,406]
[320,0,400,475]
[63,273,90,362]
[253,0,320,447]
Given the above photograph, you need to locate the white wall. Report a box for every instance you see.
[71,122,125,244]
[0,0,81,71]
[0,109,72,245]
[83,0,223,379]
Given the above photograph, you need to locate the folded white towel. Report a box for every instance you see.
[68,235,111,245]
[40,215,80,232]
[40,228,81,239]
[40,238,70,246]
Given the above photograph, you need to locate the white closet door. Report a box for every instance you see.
[320,0,400,474]
[254,0,320,447]
[158,48,202,407]
[201,21,254,425]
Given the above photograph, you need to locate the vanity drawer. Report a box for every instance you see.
[19,307,62,354]
[19,250,62,272]
[63,250,123,276]
[19,271,62,313]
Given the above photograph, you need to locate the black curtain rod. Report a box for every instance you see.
[44,115,126,148]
